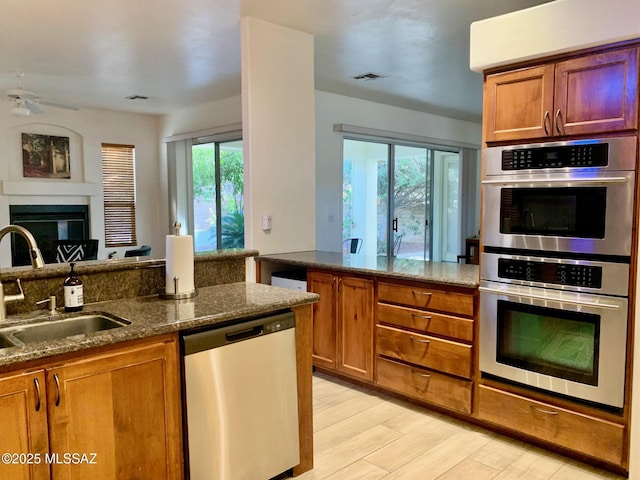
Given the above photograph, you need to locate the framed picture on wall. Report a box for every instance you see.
[22,133,71,179]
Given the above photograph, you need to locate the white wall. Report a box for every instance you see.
[160,95,242,139]
[0,107,161,264]
[315,90,482,252]
[241,17,316,258]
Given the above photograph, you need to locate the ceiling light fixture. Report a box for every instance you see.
[351,72,385,81]
[11,105,31,116]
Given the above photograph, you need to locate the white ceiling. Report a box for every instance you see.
[0,0,552,123]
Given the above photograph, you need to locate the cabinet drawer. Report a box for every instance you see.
[376,325,472,379]
[478,385,625,466]
[376,357,472,414]
[378,282,475,317]
[377,303,473,342]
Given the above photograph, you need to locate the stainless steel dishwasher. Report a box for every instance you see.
[182,311,300,480]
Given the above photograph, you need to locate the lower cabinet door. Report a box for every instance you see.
[478,385,625,466]
[376,357,472,414]
[0,369,49,480]
[308,271,338,369]
[47,337,183,480]
[337,276,374,381]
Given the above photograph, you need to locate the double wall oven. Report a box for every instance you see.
[480,136,636,409]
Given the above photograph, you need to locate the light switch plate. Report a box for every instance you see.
[261,214,272,231]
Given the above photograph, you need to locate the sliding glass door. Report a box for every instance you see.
[343,140,389,256]
[392,145,431,260]
[343,138,460,261]
[192,139,244,252]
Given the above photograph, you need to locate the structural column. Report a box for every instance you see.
[241,17,316,263]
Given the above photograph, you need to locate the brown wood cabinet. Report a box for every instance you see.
[378,281,475,317]
[307,271,336,370]
[376,325,472,379]
[377,357,472,415]
[478,385,625,466]
[307,270,374,382]
[375,280,476,414]
[484,46,639,142]
[0,335,183,480]
[0,369,49,480]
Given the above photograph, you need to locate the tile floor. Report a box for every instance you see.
[295,373,627,480]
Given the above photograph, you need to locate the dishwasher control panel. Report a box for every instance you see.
[264,314,295,333]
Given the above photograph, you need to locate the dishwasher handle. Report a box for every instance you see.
[226,325,263,342]
[182,310,295,355]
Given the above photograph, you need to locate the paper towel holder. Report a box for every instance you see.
[160,222,198,300]
[160,276,198,300]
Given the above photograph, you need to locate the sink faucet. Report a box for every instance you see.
[0,225,45,321]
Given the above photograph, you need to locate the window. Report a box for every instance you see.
[192,139,244,252]
[101,143,137,247]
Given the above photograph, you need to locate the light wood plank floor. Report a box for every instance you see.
[295,373,626,480]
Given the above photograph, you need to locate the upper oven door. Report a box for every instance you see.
[482,170,635,256]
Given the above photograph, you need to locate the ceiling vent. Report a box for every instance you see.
[125,95,149,100]
[351,72,385,81]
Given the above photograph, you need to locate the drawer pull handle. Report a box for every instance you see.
[412,290,432,296]
[411,313,432,320]
[532,406,558,415]
[410,336,430,344]
[412,371,431,378]
[33,377,41,412]
[54,373,61,407]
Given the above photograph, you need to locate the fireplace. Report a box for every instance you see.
[9,205,90,266]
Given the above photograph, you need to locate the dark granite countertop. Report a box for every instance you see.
[256,251,479,287]
[0,282,318,369]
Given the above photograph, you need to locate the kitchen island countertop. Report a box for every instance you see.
[0,282,319,369]
[256,250,479,287]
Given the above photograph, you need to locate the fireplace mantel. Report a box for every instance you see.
[1,180,99,196]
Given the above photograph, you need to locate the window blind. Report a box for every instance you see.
[101,143,137,247]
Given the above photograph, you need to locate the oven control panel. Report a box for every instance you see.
[497,258,602,288]
[501,143,608,170]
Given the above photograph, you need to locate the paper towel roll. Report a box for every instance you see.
[165,235,195,294]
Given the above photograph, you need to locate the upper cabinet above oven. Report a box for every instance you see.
[483,46,639,143]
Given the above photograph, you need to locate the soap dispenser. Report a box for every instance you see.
[63,262,84,312]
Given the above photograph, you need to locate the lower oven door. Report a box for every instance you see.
[479,280,628,408]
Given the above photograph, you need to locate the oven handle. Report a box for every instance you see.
[481,176,628,186]
[478,286,621,310]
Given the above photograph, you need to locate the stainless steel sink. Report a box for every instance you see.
[0,313,130,346]
[0,334,17,349]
